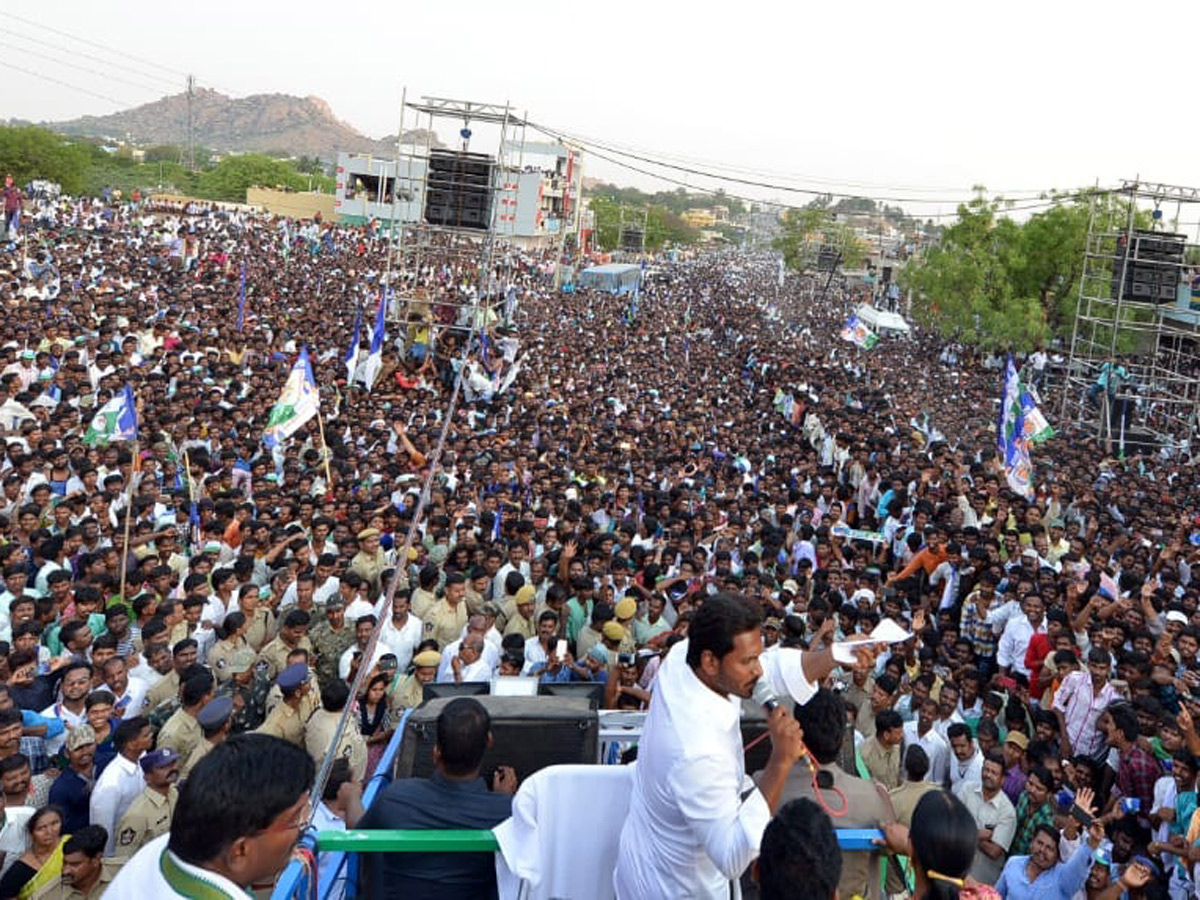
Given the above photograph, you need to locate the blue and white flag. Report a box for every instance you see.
[998,356,1034,500]
[344,301,363,385]
[362,295,385,391]
[840,315,878,350]
[1018,383,1055,445]
[83,384,138,446]
[264,346,320,449]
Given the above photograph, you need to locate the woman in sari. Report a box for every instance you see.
[0,806,65,899]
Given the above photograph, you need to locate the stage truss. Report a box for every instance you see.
[1058,179,1200,456]
[379,95,527,345]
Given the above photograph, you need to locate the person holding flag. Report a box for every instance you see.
[344,301,363,386]
[362,294,386,391]
[997,356,1035,500]
[264,346,320,449]
[83,384,138,446]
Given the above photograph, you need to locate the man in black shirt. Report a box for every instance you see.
[358,698,517,900]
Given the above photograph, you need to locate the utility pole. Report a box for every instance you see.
[186,74,196,171]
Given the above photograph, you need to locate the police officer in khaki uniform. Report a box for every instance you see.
[304,680,367,783]
[502,585,538,640]
[181,695,233,779]
[143,638,199,712]
[388,649,441,712]
[257,609,314,680]
[265,649,320,721]
[113,748,179,860]
[238,584,276,653]
[155,671,212,760]
[410,565,441,620]
[423,572,469,649]
[255,662,310,747]
[349,529,389,600]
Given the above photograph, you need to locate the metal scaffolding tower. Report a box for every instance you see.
[1059,179,1200,456]
[380,95,524,344]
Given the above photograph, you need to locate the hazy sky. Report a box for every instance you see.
[3,1,1200,222]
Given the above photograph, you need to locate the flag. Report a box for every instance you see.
[344,301,362,385]
[1098,570,1120,601]
[1019,383,1055,444]
[263,346,320,449]
[998,356,1034,500]
[236,262,246,330]
[839,315,878,350]
[83,384,138,446]
[362,295,385,391]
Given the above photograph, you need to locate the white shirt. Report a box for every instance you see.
[0,806,32,879]
[997,615,1046,677]
[343,598,375,625]
[377,614,424,670]
[40,700,85,756]
[949,749,984,792]
[105,833,251,899]
[522,636,550,675]
[614,640,772,899]
[436,639,500,682]
[201,595,229,629]
[436,655,492,683]
[903,721,951,787]
[338,642,388,681]
[758,645,818,708]
[104,678,150,720]
[91,752,146,856]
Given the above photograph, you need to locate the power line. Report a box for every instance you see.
[0,38,175,97]
[0,58,132,108]
[0,26,183,91]
[537,122,1051,197]
[4,13,239,98]
[530,120,1059,207]
[549,128,1101,222]
[6,11,186,78]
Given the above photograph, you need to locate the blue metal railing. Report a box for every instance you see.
[271,708,413,900]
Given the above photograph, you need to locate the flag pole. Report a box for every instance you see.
[316,404,334,496]
[182,447,197,552]
[117,389,142,604]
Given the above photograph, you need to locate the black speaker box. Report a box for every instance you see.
[1111,230,1185,303]
[424,150,495,230]
[393,696,598,783]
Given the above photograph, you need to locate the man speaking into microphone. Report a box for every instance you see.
[614,594,807,900]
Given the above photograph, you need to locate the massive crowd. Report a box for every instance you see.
[0,183,1195,900]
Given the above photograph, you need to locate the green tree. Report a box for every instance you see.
[773,206,829,271]
[901,192,1051,351]
[195,154,307,202]
[0,126,90,194]
[645,207,698,250]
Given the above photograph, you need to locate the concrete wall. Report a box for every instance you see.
[246,187,336,221]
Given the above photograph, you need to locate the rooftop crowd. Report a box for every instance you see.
[0,182,1195,900]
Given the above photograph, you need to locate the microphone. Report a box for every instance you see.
[752,678,778,712]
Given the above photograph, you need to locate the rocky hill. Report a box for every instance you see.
[46,88,439,162]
